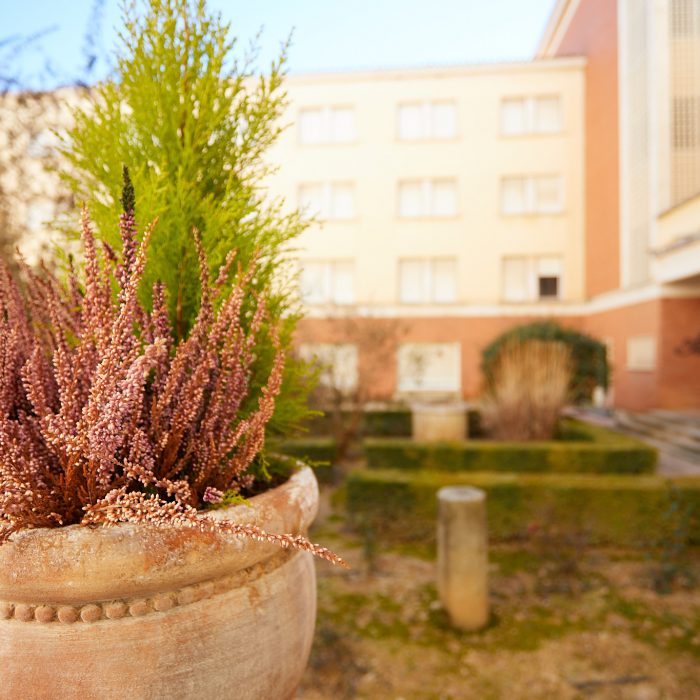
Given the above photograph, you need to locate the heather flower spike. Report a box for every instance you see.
[0,210,345,567]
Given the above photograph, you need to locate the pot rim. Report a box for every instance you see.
[0,463,319,604]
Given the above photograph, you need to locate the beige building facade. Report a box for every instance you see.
[289,0,700,410]
[267,60,586,312]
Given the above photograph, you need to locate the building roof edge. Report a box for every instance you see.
[536,0,579,58]
[285,57,587,85]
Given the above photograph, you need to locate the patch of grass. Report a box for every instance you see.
[386,541,435,561]
[320,590,412,642]
[490,547,541,576]
[421,584,586,652]
[605,591,700,657]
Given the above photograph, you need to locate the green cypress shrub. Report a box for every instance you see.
[60,0,312,438]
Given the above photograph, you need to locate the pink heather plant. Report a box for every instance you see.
[0,208,342,566]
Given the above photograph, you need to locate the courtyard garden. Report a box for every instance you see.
[301,502,700,699]
[287,328,700,698]
[289,402,700,698]
[1,0,699,698]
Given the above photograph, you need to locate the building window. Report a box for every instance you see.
[502,256,562,302]
[397,342,461,393]
[398,179,457,218]
[538,275,559,299]
[298,182,355,220]
[299,260,355,305]
[297,343,359,394]
[627,336,657,371]
[399,258,457,304]
[397,101,457,141]
[672,96,700,149]
[500,175,563,215]
[500,96,562,135]
[671,0,700,36]
[298,107,356,144]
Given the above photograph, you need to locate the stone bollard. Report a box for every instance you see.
[437,486,489,630]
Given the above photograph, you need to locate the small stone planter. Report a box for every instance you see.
[411,402,468,442]
[0,466,319,700]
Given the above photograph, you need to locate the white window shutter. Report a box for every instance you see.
[298,183,325,219]
[501,177,526,214]
[299,262,328,304]
[398,104,425,140]
[399,260,428,303]
[535,175,563,213]
[432,259,457,302]
[432,180,457,217]
[502,258,530,301]
[332,262,355,304]
[537,257,562,277]
[330,107,355,143]
[501,98,526,135]
[432,102,457,139]
[330,183,355,220]
[398,181,426,217]
[534,96,562,133]
[298,109,324,144]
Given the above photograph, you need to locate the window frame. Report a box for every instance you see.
[397,178,459,219]
[398,257,458,304]
[297,343,359,393]
[500,174,564,216]
[499,95,563,137]
[298,259,356,306]
[396,100,458,142]
[396,342,462,393]
[626,336,657,372]
[501,255,564,303]
[298,181,357,221]
[297,106,357,145]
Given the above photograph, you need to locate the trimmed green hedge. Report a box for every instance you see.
[305,409,412,437]
[363,410,412,437]
[346,469,700,548]
[279,438,336,483]
[364,420,656,475]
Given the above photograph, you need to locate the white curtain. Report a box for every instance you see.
[399,259,428,303]
[330,107,356,143]
[330,183,355,220]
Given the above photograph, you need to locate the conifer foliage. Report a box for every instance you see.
[61,0,311,437]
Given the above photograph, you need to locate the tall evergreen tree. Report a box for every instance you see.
[61,0,313,437]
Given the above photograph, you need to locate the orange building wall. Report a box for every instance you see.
[297,314,581,401]
[298,300,700,411]
[658,298,700,409]
[583,300,662,410]
[552,0,621,297]
[582,297,700,411]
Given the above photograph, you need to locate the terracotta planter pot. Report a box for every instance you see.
[0,466,319,700]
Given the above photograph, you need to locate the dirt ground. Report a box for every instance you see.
[298,488,700,700]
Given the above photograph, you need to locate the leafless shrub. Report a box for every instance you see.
[482,339,573,441]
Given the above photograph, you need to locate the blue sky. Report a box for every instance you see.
[2,0,557,90]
